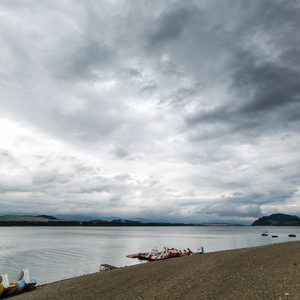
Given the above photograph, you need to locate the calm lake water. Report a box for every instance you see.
[1,226,300,285]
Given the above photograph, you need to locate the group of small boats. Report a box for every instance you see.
[0,269,37,297]
[261,230,297,238]
[135,246,204,261]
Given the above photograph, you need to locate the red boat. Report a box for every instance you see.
[137,247,203,261]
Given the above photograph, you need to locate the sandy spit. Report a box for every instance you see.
[7,241,300,300]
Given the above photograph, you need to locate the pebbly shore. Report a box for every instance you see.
[7,241,300,300]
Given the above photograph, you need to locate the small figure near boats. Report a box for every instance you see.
[261,230,268,236]
[289,234,296,237]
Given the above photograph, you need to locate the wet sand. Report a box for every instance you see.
[8,241,300,300]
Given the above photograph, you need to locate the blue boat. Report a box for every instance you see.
[16,269,37,291]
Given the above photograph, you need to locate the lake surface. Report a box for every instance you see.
[1,226,300,285]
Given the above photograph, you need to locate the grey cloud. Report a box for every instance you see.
[160,82,205,107]
[233,61,300,113]
[148,3,198,45]
[0,184,31,194]
[32,170,72,186]
[126,67,142,77]
[280,46,300,68]
[78,184,111,195]
[113,148,130,160]
[56,39,116,81]
[0,149,11,158]
[158,59,183,78]
[206,202,263,219]
[139,82,158,94]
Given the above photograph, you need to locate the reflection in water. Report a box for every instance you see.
[0,226,299,284]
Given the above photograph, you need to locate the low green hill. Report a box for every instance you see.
[252,213,300,226]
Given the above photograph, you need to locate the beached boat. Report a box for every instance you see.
[15,271,26,294]
[1,273,18,296]
[136,247,203,261]
[17,269,37,290]
[0,270,36,297]
[288,234,296,237]
[15,278,25,293]
[261,230,268,236]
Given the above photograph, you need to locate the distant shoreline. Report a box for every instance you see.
[0,221,215,227]
[0,215,243,226]
[2,212,300,227]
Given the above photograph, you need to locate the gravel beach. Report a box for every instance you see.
[7,241,300,300]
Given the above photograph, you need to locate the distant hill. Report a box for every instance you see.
[252,213,300,226]
[0,215,79,226]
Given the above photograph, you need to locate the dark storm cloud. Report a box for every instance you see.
[233,59,300,113]
[183,0,300,145]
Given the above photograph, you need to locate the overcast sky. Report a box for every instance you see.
[1,0,300,224]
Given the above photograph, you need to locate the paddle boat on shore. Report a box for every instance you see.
[1,273,18,296]
[0,269,36,298]
[17,269,37,290]
[15,277,26,294]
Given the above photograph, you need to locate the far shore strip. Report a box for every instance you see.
[9,241,300,300]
